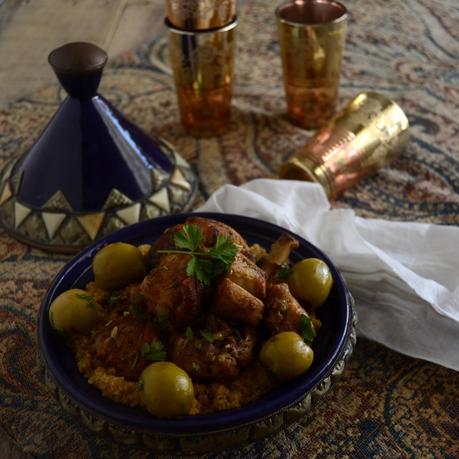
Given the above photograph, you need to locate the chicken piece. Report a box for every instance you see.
[227,252,266,300]
[140,254,208,330]
[91,316,158,381]
[214,278,265,326]
[169,316,257,382]
[261,233,299,281]
[264,283,313,335]
[186,217,248,250]
[150,217,248,253]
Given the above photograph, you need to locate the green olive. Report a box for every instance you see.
[260,331,314,381]
[48,288,102,333]
[93,242,147,291]
[288,258,333,308]
[140,362,194,418]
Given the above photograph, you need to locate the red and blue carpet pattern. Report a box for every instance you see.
[0,0,458,457]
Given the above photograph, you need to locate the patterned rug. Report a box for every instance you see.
[0,0,458,457]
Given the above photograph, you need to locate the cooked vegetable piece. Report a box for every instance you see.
[140,362,194,418]
[93,242,146,291]
[261,233,299,280]
[288,258,333,308]
[49,289,102,333]
[260,331,314,381]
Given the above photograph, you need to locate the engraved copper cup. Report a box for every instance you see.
[276,0,348,130]
[166,17,237,137]
[166,0,236,30]
[279,92,410,198]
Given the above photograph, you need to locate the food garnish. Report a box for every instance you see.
[140,340,167,362]
[199,328,214,343]
[185,326,194,341]
[276,264,290,281]
[299,315,315,345]
[76,293,97,310]
[157,224,240,285]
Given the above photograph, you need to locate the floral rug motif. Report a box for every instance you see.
[0,0,458,457]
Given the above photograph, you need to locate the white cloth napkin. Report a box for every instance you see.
[198,179,459,371]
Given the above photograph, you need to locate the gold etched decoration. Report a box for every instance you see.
[170,168,192,191]
[181,165,197,185]
[42,212,67,239]
[102,189,133,210]
[179,427,251,455]
[106,424,139,446]
[173,151,190,169]
[0,199,15,228]
[168,185,190,211]
[100,215,129,238]
[14,202,31,228]
[116,203,141,225]
[285,393,312,424]
[151,167,169,189]
[251,412,285,441]
[10,171,23,194]
[141,203,162,220]
[59,218,92,246]
[22,212,48,242]
[80,410,105,433]
[142,434,177,451]
[157,138,176,162]
[0,159,15,184]
[42,190,73,211]
[0,183,12,205]
[148,187,170,212]
[76,213,105,241]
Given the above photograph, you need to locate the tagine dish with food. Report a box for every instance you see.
[48,217,334,419]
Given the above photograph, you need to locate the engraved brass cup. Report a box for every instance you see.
[276,0,348,129]
[166,0,236,30]
[279,92,410,198]
[166,17,237,137]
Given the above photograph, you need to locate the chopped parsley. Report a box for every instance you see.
[191,362,200,372]
[131,303,146,320]
[276,264,290,281]
[156,312,170,328]
[140,340,167,361]
[185,326,194,341]
[76,293,96,310]
[200,328,214,343]
[108,293,121,307]
[130,352,139,369]
[157,224,240,285]
[299,315,315,345]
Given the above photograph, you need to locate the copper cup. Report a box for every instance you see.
[166,17,237,137]
[279,92,410,198]
[166,0,236,30]
[276,0,348,130]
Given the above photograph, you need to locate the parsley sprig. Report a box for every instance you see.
[299,315,315,345]
[76,293,97,310]
[276,264,290,281]
[140,340,167,361]
[157,224,240,285]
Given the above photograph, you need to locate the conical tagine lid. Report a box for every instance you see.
[0,42,197,252]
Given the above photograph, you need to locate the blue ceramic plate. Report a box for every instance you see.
[37,213,353,441]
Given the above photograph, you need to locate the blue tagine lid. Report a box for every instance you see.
[0,42,197,252]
